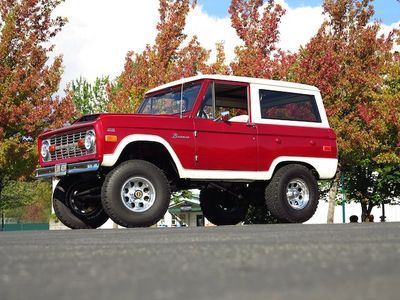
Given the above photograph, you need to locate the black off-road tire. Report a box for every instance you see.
[200,188,249,226]
[265,164,319,223]
[101,160,171,228]
[53,176,109,229]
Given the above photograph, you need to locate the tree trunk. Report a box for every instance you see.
[327,170,340,224]
[361,201,368,222]
[361,201,375,222]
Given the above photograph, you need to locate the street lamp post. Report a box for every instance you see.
[380,203,386,222]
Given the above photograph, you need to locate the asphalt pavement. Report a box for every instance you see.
[1,223,400,300]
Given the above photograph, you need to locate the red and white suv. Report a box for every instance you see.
[36,75,337,228]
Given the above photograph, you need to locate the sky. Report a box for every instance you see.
[198,0,400,24]
[51,0,400,91]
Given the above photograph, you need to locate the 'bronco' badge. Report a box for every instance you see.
[172,133,190,139]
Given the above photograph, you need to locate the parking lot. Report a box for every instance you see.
[1,223,400,300]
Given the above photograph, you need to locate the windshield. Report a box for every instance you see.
[138,82,202,115]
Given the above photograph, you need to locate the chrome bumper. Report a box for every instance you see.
[35,160,100,179]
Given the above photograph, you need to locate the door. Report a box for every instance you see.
[193,81,258,171]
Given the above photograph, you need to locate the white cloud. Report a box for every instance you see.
[52,0,160,89]
[278,4,324,52]
[185,5,242,63]
[50,0,398,92]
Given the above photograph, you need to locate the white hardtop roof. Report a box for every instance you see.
[146,74,319,94]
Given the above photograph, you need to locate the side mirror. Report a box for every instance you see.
[214,111,230,122]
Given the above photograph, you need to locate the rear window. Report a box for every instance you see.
[259,90,321,123]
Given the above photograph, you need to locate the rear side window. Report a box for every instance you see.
[259,90,321,123]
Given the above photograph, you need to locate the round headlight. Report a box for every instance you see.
[41,140,50,160]
[84,130,96,151]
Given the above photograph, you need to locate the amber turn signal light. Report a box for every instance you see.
[77,139,85,148]
[105,135,118,142]
[49,145,56,153]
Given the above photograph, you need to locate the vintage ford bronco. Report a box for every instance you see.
[36,75,337,228]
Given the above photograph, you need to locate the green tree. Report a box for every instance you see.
[343,164,400,221]
[171,190,194,204]
[71,76,110,115]
[0,180,52,222]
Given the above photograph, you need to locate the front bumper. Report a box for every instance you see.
[35,160,100,179]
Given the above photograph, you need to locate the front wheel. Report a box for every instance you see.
[265,164,319,223]
[200,187,249,226]
[53,176,109,229]
[101,160,171,227]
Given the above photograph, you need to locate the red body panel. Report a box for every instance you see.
[194,118,258,170]
[98,114,195,169]
[256,124,337,170]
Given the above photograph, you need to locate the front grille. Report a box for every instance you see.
[49,130,94,161]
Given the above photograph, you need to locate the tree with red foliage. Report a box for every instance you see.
[107,0,209,113]
[229,0,296,80]
[0,0,74,210]
[202,42,231,75]
[293,0,399,222]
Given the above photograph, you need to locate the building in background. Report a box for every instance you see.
[157,191,214,227]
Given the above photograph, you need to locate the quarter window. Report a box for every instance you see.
[259,90,321,122]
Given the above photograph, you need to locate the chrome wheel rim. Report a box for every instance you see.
[121,177,156,212]
[286,178,310,210]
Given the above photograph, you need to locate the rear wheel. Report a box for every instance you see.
[53,176,109,229]
[200,187,249,226]
[265,164,319,223]
[101,160,171,227]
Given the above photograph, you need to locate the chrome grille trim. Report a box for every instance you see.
[48,130,95,161]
